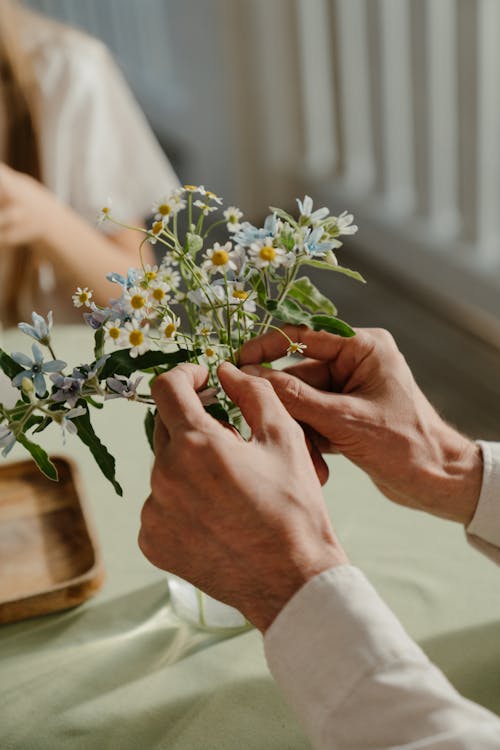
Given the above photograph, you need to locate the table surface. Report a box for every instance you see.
[1,325,500,750]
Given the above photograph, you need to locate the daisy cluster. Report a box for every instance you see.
[0,186,362,493]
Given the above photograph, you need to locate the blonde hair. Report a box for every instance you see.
[0,0,42,325]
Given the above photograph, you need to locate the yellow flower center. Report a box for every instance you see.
[145,271,157,282]
[78,292,89,303]
[129,330,144,347]
[152,287,166,301]
[164,323,176,338]
[101,206,110,215]
[152,221,163,235]
[130,294,145,309]
[205,347,215,358]
[232,289,248,300]
[259,245,276,262]
[158,203,171,216]
[108,326,120,340]
[212,249,229,266]
[184,184,197,191]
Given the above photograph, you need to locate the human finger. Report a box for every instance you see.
[283,358,333,391]
[217,361,295,442]
[152,364,211,436]
[239,365,360,440]
[153,413,169,454]
[304,431,330,485]
[239,325,374,366]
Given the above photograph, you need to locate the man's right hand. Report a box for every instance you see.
[240,326,483,525]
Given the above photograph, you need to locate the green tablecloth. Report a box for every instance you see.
[1,325,499,749]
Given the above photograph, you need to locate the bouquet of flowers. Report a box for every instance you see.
[0,187,363,495]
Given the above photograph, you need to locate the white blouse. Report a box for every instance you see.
[1,12,178,324]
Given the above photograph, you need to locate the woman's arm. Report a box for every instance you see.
[0,162,153,306]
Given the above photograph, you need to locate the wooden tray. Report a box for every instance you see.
[0,457,104,625]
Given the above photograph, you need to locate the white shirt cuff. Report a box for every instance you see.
[467,442,500,549]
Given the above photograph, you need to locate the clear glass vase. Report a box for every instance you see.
[167,574,252,632]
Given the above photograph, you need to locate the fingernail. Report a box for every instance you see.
[241,365,263,376]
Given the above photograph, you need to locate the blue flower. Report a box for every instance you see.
[233,214,277,246]
[18,311,53,346]
[105,374,143,400]
[0,425,16,457]
[84,303,111,330]
[58,406,87,441]
[106,269,139,289]
[11,344,66,397]
[50,374,83,408]
[303,226,341,258]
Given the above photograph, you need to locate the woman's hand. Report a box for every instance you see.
[0,162,56,247]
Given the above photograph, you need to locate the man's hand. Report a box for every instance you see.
[138,362,347,632]
[240,326,483,525]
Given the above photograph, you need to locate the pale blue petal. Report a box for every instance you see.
[33,373,47,396]
[43,359,67,373]
[18,323,38,340]
[32,343,44,364]
[12,372,28,388]
[11,351,33,367]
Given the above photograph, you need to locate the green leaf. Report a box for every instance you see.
[267,297,311,326]
[16,434,58,481]
[32,416,52,434]
[72,405,123,496]
[304,260,366,283]
[144,408,156,452]
[268,206,299,229]
[94,328,105,360]
[251,274,268,307]
[205,402,229,422]
[99,348,193,380]
[310,315,355,337]
[0,349,23,380]
[287,277,337,316]
[266,299,355,338]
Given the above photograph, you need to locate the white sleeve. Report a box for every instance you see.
[466,442,500,564]
[264,565,500,750]
[36,31,179,228]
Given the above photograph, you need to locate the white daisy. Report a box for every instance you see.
[124,321,150,358]
[287,342,307,356]
[159,267,181,289]
[205,189,223,205]
[72,287,93,308]
[124,286,149,316]
[139,264,159,284]
[202,242,238,274]
[103,319,124,345]
[149,220,165,245]
[248,240,286,270]
[194,200,217,216]
[223,206,243,233]
[148,281,171,307]
[161,315,181,340]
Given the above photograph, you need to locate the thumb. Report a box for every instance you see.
[240,364,355,440]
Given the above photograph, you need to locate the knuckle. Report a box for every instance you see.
[277,373,304,405]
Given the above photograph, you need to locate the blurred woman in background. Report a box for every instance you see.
[0,0,178,326]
